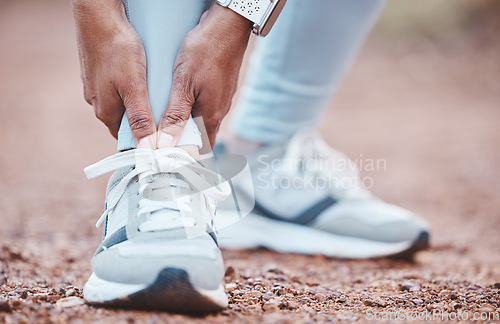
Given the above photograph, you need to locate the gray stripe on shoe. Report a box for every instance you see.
[95,226,219,256]
[95,226,128,256]
[253,197,337,225]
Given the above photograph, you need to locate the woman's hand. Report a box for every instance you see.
[71,0,157,147]
[157,3,252,148]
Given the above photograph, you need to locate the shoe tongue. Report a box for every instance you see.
[139,147,196,185]
[140,148,196,231]
[161,147,196,161]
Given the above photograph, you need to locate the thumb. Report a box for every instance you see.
[157,82,194,148]
[119,79,157,149]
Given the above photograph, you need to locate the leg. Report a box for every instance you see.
[117,0,211,151]
[230,0,385,146]
[83,0,230,312]
[218,0,430,258]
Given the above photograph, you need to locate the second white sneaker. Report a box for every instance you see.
[217,130,430,259]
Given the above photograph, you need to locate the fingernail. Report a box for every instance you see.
[157,131,174,148]
[138,134,157,149]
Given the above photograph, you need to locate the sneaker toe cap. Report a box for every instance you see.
[312,199,429,243]
[91,236,224,291]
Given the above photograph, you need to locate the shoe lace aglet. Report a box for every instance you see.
[95,210,109,228]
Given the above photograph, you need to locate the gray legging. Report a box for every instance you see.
[118,0,385,151]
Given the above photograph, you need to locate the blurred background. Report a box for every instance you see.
[0,0,499,320]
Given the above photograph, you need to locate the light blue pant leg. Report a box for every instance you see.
[231,0,386,144]
[117,0,210,151]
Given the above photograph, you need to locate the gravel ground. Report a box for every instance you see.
[0,1,499,323]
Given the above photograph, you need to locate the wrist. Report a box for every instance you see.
[72,0,129,40]
[71,0,123,11]
[204,2,253,37]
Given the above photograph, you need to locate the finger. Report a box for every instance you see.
[192,105,220,149]
[157,80,194,148]
[207,125,219,149]
[93,84,125,139]
[191,87,231,149]
[118,76,157,148]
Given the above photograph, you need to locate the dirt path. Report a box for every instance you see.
[0,1,499,323]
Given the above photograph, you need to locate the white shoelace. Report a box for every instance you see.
[84,148,231,232]
[280,130,371,199]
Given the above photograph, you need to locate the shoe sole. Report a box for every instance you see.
[218,213,429,259]
[84,268,227,313]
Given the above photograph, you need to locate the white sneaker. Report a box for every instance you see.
[217,130,430,259]
[83,148,231,313]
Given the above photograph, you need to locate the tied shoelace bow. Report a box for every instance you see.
[280,130,371,199]
[84,148,231,232]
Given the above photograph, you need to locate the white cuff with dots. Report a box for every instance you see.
[216,0,286,36]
